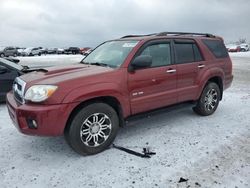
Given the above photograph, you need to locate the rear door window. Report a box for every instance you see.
[174,40,203,64]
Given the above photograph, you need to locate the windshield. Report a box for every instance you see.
[82,40,139,68]
[0,47,5,51]
[0,58,23,70]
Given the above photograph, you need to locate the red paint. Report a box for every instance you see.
[6,35,233,136]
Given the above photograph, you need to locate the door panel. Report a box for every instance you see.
[173,40,206,102]
[128,65,177,114]
[128,40,178,114]
[176,62,200,102]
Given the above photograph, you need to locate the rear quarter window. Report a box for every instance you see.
[202,39,228,58]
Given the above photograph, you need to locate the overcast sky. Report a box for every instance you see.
[0,0,249,47]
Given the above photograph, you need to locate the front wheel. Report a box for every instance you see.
[193,82,221,116]
[65,103,119,155]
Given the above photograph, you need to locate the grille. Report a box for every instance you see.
[13,77,26,104]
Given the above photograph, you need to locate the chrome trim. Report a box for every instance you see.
[198,64,205,68]
[13,77,26,104]
[166,69,176,73]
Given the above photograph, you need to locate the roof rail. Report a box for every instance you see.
[120,33,156,39]
[120,32,215,39]
[156,32,215,38]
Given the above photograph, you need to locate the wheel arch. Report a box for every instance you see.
[64,96,125,134]
[207,76,223,100]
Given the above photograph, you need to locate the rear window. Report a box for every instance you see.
[202,39,228,58]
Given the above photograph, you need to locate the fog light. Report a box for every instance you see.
[32,120,38,128]
[27,119,38,129]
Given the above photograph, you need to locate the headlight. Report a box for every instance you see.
[24,85,58,102]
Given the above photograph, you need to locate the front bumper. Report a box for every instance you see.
[6,92,78,136]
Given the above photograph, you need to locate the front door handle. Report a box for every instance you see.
[166,69,176,73]
[198,64,205,69]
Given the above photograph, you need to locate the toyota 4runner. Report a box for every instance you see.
[6,32,233,155]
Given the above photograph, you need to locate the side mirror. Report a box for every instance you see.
[0,65,8,74]
[129,55,152,72]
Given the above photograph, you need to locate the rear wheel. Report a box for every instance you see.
[193,82,221,116]
[0,53,4,57]
[65,103,119,155]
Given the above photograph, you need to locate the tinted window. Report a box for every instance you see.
[175,42,203,64]
[140,43,171,67]
[202,39,228,58]
[175,43,194,63]
[193,44,203,61]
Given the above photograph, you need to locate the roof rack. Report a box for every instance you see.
[121,32,215,39]
[156,32,215,38]
[120,33,156,39]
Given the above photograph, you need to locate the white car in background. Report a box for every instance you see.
[21,47,45,56]
[240,43,249,52]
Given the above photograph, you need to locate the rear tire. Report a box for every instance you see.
[65,103,119,155]
[193,82,221,116]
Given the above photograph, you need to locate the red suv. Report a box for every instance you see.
[6,32,233,155]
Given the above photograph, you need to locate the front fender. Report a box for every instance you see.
[62,82,131,118]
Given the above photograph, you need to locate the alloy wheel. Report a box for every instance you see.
[80,113,112,147]
[204,88,218,111]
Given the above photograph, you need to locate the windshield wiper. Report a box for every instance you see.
[80,61,115,68]
[89,62,110,67]
[21,65,30,70]
[80,61,90,65]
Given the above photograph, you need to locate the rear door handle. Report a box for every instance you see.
[166,69,176,73]
[198,64,205,69]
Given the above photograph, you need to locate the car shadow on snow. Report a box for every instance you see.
[14,102,198,158]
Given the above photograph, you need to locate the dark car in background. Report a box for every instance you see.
[64,47,80,54]
[0,47,18,57]
[0,57,43,102]
[0,58,24,102]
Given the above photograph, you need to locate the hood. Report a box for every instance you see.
[20,63,113,86]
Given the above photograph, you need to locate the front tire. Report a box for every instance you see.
[193,82,221,116]
[65,103,119,155]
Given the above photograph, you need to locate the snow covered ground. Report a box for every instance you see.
[18,54,84,68]
[0,54,250,188]
[229,51,250,58]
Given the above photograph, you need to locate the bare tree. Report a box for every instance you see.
[238,38,247,44]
